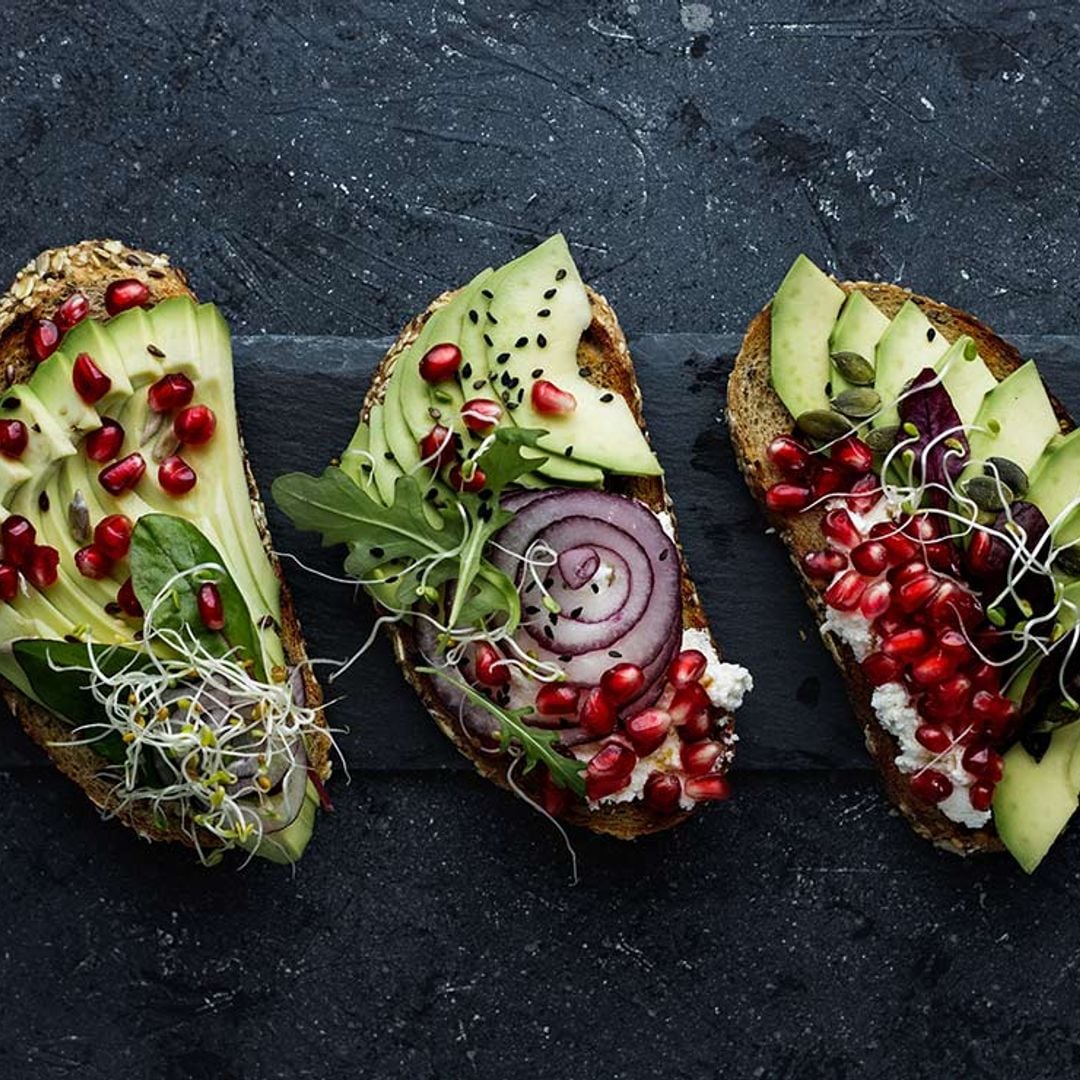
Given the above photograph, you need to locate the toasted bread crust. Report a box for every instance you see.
[0,241,329,850]
[362,285,732,838]
[727,278,1075,856]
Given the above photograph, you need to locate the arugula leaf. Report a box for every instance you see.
[418,666,586,796]
[129,514,264,677]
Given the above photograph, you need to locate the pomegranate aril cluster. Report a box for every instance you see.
[764,432,877,514]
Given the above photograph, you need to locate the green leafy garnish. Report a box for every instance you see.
[417,666,585,796]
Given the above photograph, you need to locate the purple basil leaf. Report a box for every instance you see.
[896,367,969,508]
[974,500,1055,621]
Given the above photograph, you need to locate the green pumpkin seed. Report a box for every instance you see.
[830,387,881,420]
[985,456,1029,496]
[865,425,900,452]
[962,474,1014,512]
[796,409,852,441]
[830,350,876,386]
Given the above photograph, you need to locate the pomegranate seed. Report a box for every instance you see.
[831,435,873,474]
[859,580,892,619]
[585,740,636,800]
[419,424,457,469]
[448,463,487,493]
[680,708,713,742]
[803,549,848,579]
[74,545,113,580]
[930,673,973,712]
[938,631,972,661]
[93,514,133,560]
[925,540,961,575]
[173,405,216,445]
[85,418,125,462]
[895,573,941,613]
[910,769,952,804]
[915,724,952,754]
[668,682,710,728]
[0,419,28,459]
[643,771,682,814]
[28,318,60,363]
[418,343,462,383]
[600,662,646,705]
[667,649,707,689]
[72,353,111,404]
[117,576,143,617]
[625,707,672,756]
[684,774,732,802]
[882,627,931,661]
[197,582,225,631]
[54,292,90,333]
[147,373,194,413]
[766,482,812,513]
[104,278,149,316]
[766,435,812,479]
[921,693,965,723]
[851,540,889,576]
[25,545,59,589]
[868,522,918,563]
[926,582,982,630]
[970,781,995,813]
[531,379,577,416]
[473,642,508,687]
[962,742,1004,782]
[965,529,997,577]
[2,516,36,566]
[0,562,18,602]
[903,514,939,544]
[812,463,847,499]
[889,560,928,586]
[539,771,569,817]
[100,453,146,495]
[862,651,904,686]
[681,739,723,776]
[822,508,862,549]
[460,398,502,433]
[158,455,196,495]
[535,683,579,716]
[874,611,906,639]
[968,663,1000,694]
[824,569,867,611]
[910,649,957,687]
[971,691,1017,742]
[846,474,880,513]
[579,687,617,737]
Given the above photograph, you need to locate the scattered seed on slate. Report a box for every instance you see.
[543,288,557,299]
[468,310,478,324]
[515,336,528,348]
[600,392,614,403]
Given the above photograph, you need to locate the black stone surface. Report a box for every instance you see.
[3,2,1080,1078]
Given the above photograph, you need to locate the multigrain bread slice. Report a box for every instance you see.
[362,284,732,839]
[0,241,329,850]
[728,279,1075,855]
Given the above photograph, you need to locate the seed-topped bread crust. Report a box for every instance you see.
[727,278,1074,856]
[363,285,734,839]
[0,241,329,850]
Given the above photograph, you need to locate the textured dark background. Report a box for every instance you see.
[3,3,1080,1079]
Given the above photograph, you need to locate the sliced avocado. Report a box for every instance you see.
[769,254,845,419]
[828,291,888,395]
[482,235,660,477]
[98,306,167,386]
[340,411,376,492]
[56,318,134,412]
[935,336,996,428]
[367,401,402,505]
[996,721,1080,873]
[964,361,1059,478]
[244,780,319,865]
[145,296,202,379]
[1027,429,1080,533]
[27,349,102,437]
[873,301,950,429]
[0,385,77,506]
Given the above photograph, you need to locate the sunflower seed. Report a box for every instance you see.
[796,409,852,441]
[830,350,876,386]
[68,490,90,543]
[963,475,1013,512]
[985,457,1029,497]
[831,387,881,419]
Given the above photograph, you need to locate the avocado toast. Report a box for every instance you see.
[275,235,751,838]
[0,241,330,864]
[729,255,1078,870]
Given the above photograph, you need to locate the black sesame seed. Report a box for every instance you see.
[578,367,591,378]
[559,654,572,663]
[104,602,122,616]
[526,605,540,615]
[565,445,574,457]
[501,391,510,403]
[497,352,510,365]
[531,368,543,378]
[481,288,494,299]
[370,546,385,559]
[543,576,554,589]
[537,308,550,318]
[483,334,493,347]
[600,392,614,403]
[462,362,473,379]
[555,268,567,281]
[608,650,622,659]
[507,401,519,411]
[515,336,529,349]
[468,309,479,325]
[537,334,547,348]
[926,327,936,341]
[570,606,583,619]
[384,451,395,461]
[525,581,537,594]
[543,625,554,640]
[486,312,498,325]
[31,423,40,433]
[590,583,600,594]
[385,575,400,585]
[473,379,485,390]
[37,491,49,512]
[500,372,512,387]
[507,376,520,389]
[659,550,669,561]
[548,611,558,626]
[516,387,524,403]
[543,288,557,300]
[133,629,145,641]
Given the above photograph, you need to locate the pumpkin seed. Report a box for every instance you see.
[830,387,881,420]
[962,475,1013,512]
[865,426,900,452]
[985,456,1029,497]
[796,409,852,441]
[830,350,876,386]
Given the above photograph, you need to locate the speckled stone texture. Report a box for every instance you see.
[3,2,1080,1078]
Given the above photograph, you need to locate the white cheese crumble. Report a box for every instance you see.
[655,509,676,543]
[573,731,693,811]
[682,627,754,711]
[820,606,874,661]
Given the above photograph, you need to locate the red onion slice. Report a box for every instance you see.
[547,545,630,625]
[557,545,600,589]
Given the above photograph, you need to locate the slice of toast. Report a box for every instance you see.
[0,241,329,850]
[727,279,1075,855]
[362,284,733,839]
